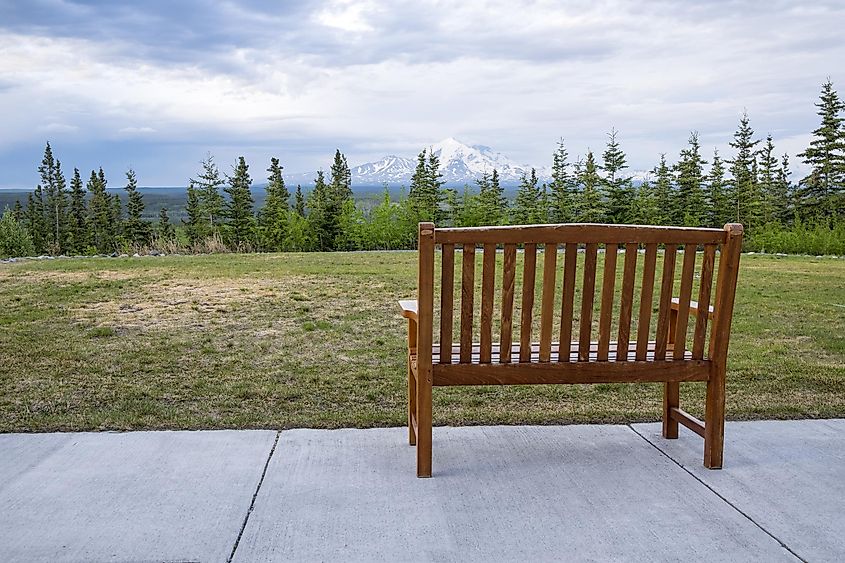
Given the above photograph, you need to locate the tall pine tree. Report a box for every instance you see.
[258,157,291,251]
[601,129,634,223]
[728,111,762,227]
[706,149,730,228]
[224,156,255,248]
[124,168,148,246]
[797,79,845,219]
[512,168,542,224]
[675,132,707,226]
[549,139,575,222]
[576,152,605,222]
[68,168,87,253]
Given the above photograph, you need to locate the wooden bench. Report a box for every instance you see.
[400,222,743,477]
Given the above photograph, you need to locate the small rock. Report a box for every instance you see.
[133,253,140,258]
[120,253,129,258]
[150,250,161,256]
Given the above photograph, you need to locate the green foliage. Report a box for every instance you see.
[729,110,762,227]
[706,149,730,227]
[0,208,35,258]
[476,170,507,226]
[601,129,634,223]
[38,142,69,254]
[258,157,291,251]
[575,152,605,222]
[294,185,305,216]
[675,132,707,226]
[408,149,444,222]
[224,156,256,248]
[124,168,149,247]
[548,139,575,222]
[745,219,845,255]
[67,168,87,253]
[87,168,114,253]
[157,207,176,241]
[797,79,845,219]
[630,179,659,225]
[191,154,226,238]
[512,168,543,224]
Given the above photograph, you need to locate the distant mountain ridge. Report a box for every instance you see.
[286,138,653,189]
[287,138,551,188]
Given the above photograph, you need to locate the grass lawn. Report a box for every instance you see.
[0,251,843,432]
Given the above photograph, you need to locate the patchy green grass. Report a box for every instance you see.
[0,252,843,433]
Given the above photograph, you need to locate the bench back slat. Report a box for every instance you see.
[597,243,619,361]
[559,242,578,362]
[459,244,475,363]
[654,244,677,360]
[435,223,726,245]
[635,243,658,360]
[439,243,455,364]
[539,244,558,362]
[673,244,698,360]
[579,243,599,361]
[616,243,638,361]
[520,244,538,362]
[500,244,517,363]
[692,244,717,359]
[479,243,496,364]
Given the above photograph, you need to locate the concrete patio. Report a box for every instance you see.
[1,420,843,562]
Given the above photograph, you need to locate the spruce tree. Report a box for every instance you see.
[191,154,226,237]
[258,157,291,251]
[292,185,304,216]
[68,167,87,253]
[25,189,47,254]
[224,156,255,247]
[512,168,542,224]
[576,152,605,222]
[87,169,112,252]
[675,132,707,226]
[124,168,148,246]
[329,149,353,202]
[653,154,675,225]
[601,129,634,223]
[184,183,202,244]
[477,169,507,225]
[38,142,69,253]
[12,200,23,223]
[110,187,123,248]
[549,140,575,222]
[706,149,729,228]
[157,208,175,240]
[308,170,332,250]
[630,178,659,225]
[758,135,784,224]
[729,110,762,227]
[797,79,845,219]
[776,154,794,224]
[408,149,444,222]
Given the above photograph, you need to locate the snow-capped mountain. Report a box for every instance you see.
[288,138,549,187]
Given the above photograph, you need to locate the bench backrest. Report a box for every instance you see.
[416,222,743,368]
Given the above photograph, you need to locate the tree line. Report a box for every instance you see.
[1,79,844,258]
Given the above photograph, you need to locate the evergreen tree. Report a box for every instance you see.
[294,185,305,216]
[157,208,175,240]
[24,189,47,254]
[184,183,202,244]
[0,209,35,258]
[706,149,729,227]
[87,169,112,252]
[549,139,575,222]
[776,154,794,224]
[601,129,635,223]
[797,79,845,219]
[110,188,123,247]
[329,149,353,202]
[124,168,148,246]
[12,200,23,223]
[38,142,69,253]
[576,152,605,222]
[191,154,226,237]
[258,157,291,251]
[455,185,483,227]
[653,154,675,225]
[68,168,87,253]
[630,178,659,225]
[477,169,507,225]
[675,132,707,226]
[224,156,255,248]
[758,135,785,224]
[408,149,444,222]
[512,168,542,224]
[308,170,336,251]
[729,110,762,227]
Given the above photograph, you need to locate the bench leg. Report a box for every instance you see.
[662,382,679,439]
[407,319,417,446]
[416,367,432,478]
[704,364,726,469]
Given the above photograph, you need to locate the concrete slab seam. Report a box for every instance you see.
[626,424,806,563]
[227,430,281,563]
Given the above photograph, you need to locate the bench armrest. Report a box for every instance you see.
[399,299,418,321]
[671,297,714,320]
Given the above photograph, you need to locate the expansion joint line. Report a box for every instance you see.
[626,424,807,563]
[228,431,281,563]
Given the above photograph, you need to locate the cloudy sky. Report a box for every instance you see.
[0,0,842,188]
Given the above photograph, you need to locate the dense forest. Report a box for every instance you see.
[1,80,844,258]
